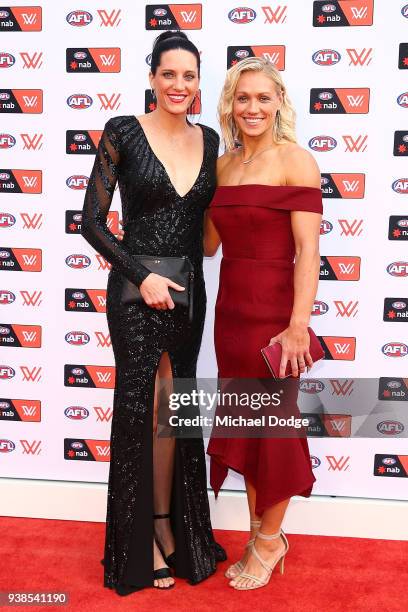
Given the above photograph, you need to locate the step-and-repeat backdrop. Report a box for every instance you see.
[1,0,407,501]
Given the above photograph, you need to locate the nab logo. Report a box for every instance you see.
[67,94,93,109]
[0,133,16,148]
[312,300,329,316]
[0,53,15,68]
[387,262,408,277]
[312,49,341,66]
[0,213,16,227]
[392,179,408,194]
[66,10,93,26]
[64,406,89,420]
[65,254,91,269]
[382,343,408,358]
[309,136,337,152]
[65,331,90,346]
[66,175,89,190]
[397,92,408,108]
[228,7,256,23]
[320,220,333,235]
[0,290,16,304]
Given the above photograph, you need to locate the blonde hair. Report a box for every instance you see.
[218,57,297,151]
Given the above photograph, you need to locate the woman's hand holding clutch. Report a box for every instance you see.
[268,325,313,378]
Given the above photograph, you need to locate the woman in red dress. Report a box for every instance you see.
[205,58,323,591]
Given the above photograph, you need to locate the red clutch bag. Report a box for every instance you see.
[261,327,325,378]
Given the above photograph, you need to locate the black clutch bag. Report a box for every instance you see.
[120,255,194,321]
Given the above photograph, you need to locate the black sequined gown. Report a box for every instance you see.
[81,115,225,594]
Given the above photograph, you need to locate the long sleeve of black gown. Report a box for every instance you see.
[81,119,151,288]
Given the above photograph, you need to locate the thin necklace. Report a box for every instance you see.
[241,145,274,164]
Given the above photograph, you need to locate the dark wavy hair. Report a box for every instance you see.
[150,31,200,77]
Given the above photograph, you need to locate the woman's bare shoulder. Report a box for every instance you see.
[279,143,321,188]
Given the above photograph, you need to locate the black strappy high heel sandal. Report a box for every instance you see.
[154,513,176,568]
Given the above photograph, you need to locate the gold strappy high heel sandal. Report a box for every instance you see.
[231,529,289,590]
[224,519,261,579]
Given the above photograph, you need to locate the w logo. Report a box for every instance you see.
[338,219,363,237]
[22,254,38,266]
[20,439,42,455]
[342,180,360,192]
[97,9,121,27]
[262,52,280,64]
[334,301,359,318]
[22,330,38,343]
[21,133,43,150]
[351,6,368,19]
[94,406,113,422]
[262,5,288,23]
[326,455,350,471]
[330,379,354,396]
[20,366,42,382]
[334,343,352,355]
[343,135,368,152]
[346,48,373,66]
[346,95,365,108]
[181,10,197,23]
[22,12,38,25]
[95,444,110,457]
[96,370,112,384]
[97,93,121,110]
[21,291,42,307]
[100,54,116,66]
[96,254,111,270]
[22,95,39,108]
[20,52,43,69]
[338,263,355,274]
[95,331,111,348]
[22,404,38,417]
[22,175,38,188]
[97,295,106,308]
[20,213,43,229]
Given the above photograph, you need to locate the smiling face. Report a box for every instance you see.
[232,70,283,140]
[149,48,199,116]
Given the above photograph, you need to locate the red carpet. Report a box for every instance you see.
[0,517,407,612]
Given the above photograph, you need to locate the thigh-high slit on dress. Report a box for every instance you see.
[206,184,323,517]
[81,115,225,594]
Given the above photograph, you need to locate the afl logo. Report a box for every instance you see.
[73,213,82,222]
[310,456,321,469]
[65,331,90,346]
[0,92,10,100]
[402,4,408,17]
[235,49,250,59]
[0,439,15,452]
[300,379,325,394]
[309,136,337,152]
[0,290,15,304]
[320,220,333,235]
[66,10,93,26]
[65,254,91,269]
[0,365,15,379]
[377,420,404,435]
[0,134,16,148]
[0,173,10,180]
[0,327,10,334]
[392,301,407,309]
[66,175,89,190]
[319,92,333,101]
[145,53,152,66]
[0,250,10,258]
[382,342,408,357]
[312,50,341,66]
[392,179,408,194]
[228,7,257,23]
[397,92,408,108]
[67,94,93,109]
[72,291,85,299]
[72,368,84,376]
[398,219,408,227]
[74,133,87,142]
[71,441,84,449]
[74,51,87,60]
[0,213,16,227]
[382,457,396,465]
[312,300,329,316]
[0,401,10,408]
[322,4,336,12]
[0,10,9,17]
[387,262,408,277]
[387,380,401,388]
[321,177,330,185]
[153,8,167,16]
[0,52,15,68]
[64,406,89,420]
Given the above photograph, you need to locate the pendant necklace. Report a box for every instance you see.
[241,145,275,164]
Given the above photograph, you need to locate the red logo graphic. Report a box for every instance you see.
[97,93,121,110]
[4,7,42,30]
[21,133,43,150]
[326,455,350,471]
[20,439,41,455]
[94,406,113,422]
[96,255,112,271]
[20,51,43,69]
[262,5,287,23]
[338,219,363,237]
[20,290,42,307]
[330,379,354,396]
[322,415,352,437]
[334,300,358,318]
[343,134,368,152]
[97,9,121,27]
[322,337,356,360]
[20,365,42,382]
[95,331,111,348]
[346,48,373,66]
[20,212,43,229]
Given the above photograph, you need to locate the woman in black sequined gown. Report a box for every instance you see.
[81,32,225,595]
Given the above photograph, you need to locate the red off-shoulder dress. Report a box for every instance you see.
[206,184,323,516]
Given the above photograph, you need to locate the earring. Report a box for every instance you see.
[275,109,281,132]
[151,88,156,99]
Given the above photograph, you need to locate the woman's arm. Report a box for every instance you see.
[203,211,221,256]
[269,147,322,378]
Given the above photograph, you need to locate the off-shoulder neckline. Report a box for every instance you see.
[216,184,321,191]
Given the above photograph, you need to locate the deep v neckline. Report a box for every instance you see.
[133,116,206,199]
